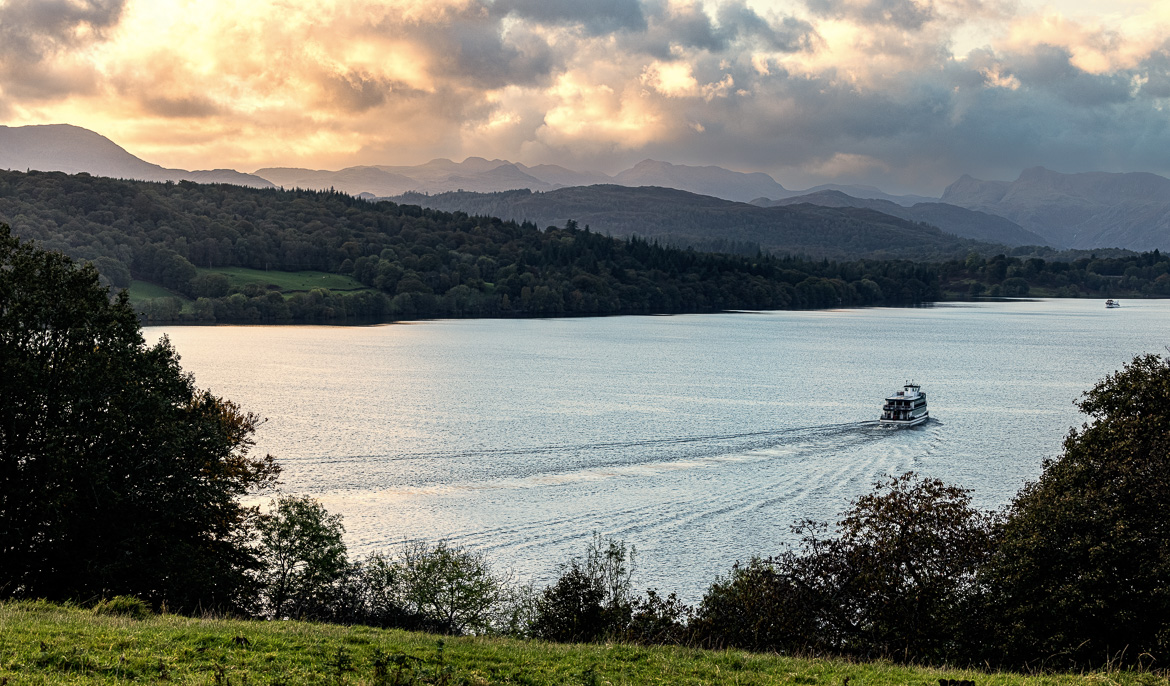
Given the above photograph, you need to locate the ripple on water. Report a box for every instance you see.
[149,299,1170,600]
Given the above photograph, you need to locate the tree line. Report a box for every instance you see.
[0,170,943,322]
[4,224,1170,671]
[939,250,1170,298]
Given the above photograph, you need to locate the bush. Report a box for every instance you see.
[255,495,349,620]
[626,589,693,645]
[692,473,996,660]
[690,557,814,652]
[532,534,636,642]
[93,595,150,619]
[397,540,508,635]
[977,353,1170,668]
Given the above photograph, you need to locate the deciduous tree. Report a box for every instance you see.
[0,225,279,611]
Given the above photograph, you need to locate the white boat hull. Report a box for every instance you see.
[879,412,929,427]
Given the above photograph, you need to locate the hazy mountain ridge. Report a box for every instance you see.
[0,123,934,207]
[755,190,1049,246]
[386,185,1006,261]
[0,124,274,189]
[5,124,1169,253]
[941,166,1170,250]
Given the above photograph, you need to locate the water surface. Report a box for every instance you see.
[147,299,1169,599]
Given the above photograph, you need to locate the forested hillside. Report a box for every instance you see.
[387,186,1005,260]
[0,170,941,322]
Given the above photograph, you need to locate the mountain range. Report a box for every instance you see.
[4,123,1170,252]
[0,124,274,188]
[753,190,1047,246]
[941,167,1170,250]
[387,186,1002,260]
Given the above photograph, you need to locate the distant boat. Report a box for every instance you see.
[880,382,929,427]
[1106,299,1121,308]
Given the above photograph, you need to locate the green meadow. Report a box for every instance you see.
[203,267,368,293]
[126,268,370,304]
[1,601,1164,686]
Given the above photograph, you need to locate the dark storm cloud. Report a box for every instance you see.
[0,0,127,98]
[313,72,399,113]
[494,0,647,35]
[0,0,126,55]
[642,1,724,52]
[805,0,933,30]
[609,38,1170,194]
[377,6,557,90]
[617,1,816,62]
[715,2,818,52]
[1138,46,1170,98]
[1010,45,1136,106]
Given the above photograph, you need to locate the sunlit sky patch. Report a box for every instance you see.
[1,0,1168,194]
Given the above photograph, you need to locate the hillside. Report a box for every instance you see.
[387,185,1006,260]
[0,169,943,322]
[4,600,1138,686]
[0,124,273,188]
[941,166,1170,250]
[0,123,942,206]
[756,190,1050,246]
[611,159,791,202]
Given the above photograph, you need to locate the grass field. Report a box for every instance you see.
[126,280,186,301]
[125,268,370,313]
[201,267,367,293]
[1,601,1164,686]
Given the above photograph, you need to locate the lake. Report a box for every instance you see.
[146,299,1169,600]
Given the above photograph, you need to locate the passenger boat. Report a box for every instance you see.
[1106,299,1121,308]
[880,382,929,427]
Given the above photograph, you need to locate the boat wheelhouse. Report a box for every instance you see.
[880,382,929,427]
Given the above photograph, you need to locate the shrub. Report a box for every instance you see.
[690,557,813,652]
[397,540,508,635]
[93,595,150,619]
[532,534,636,642]
[255,495,349,620]
[626,589,693,645]
[977,353,1170,668]
[692,473,996,660]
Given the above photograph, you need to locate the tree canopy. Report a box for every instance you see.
[0,169,940,322]
[978,353,1170,668]
[0,224,279,611]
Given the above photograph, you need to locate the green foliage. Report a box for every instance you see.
[389,186,999,261]
[939,249,1170,298]
[4,600,1087,686]
[692,473,996,661]
[396,540,509,636]
[532,535,637,642]
[0,169,941,323]
[690,557,814,653]
[978,353,1170,668]
[256,495,350,620]
[92,595,150,620]
[0,224,280,612]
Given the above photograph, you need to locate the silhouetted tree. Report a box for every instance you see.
[0,225,279,611]
[978,353,1170,668]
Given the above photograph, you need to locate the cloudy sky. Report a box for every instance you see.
[1,0,1168,194]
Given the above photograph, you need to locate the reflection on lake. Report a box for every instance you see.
[146,299,1170,600]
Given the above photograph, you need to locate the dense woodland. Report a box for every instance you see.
[0,170,939,321]
[388,186,1004,260]
[937,250,1170,297]
[1,170,1168,325]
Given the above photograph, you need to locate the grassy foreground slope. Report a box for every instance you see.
[1,602,1162,686]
